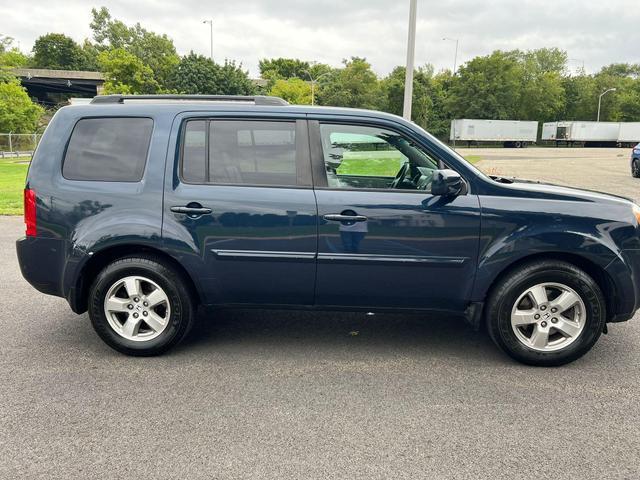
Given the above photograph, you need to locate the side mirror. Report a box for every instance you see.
[431,169,464,197]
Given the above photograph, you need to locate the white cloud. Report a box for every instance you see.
[1,0,638,76]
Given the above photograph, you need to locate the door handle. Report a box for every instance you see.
[171,205,212,216]
[323,214,368,223]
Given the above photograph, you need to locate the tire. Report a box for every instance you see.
[88,255,195,356]
[486,260,606,366]
[632,159,640,178]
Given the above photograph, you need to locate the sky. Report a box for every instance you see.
[1,0,639,77]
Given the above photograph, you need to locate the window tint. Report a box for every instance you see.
[180,120,297,186]
[319,123,439,191]
[63,117,153,181]
[182,120,207,183]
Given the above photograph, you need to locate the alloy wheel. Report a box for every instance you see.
[103,275,171,341]
[510,282,586,352]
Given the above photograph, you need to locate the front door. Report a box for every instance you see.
[163,115,317,306]
[310,120,481,312]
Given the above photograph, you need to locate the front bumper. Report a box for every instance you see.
[606,249,640,322]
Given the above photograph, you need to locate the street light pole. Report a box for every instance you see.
[442,37,459,75]
[202,19,213,60]
[403,0,418,121]
[303,70,331,106]
[443,37,459,148]
[597,88,616,122]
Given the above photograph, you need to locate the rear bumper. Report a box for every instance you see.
[16,236,65,298]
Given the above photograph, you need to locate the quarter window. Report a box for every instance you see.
[181,120,298,186]
[63,117,153,182]
[319,123,440,191]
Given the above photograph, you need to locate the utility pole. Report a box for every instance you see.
[202,19,213,60]
[403,0,418,121]
[597,88,616,122]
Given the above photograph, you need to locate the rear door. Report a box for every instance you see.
[162,112,318,306]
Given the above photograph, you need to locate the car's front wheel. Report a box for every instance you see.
[88,255,195,356]
[632,159,640,178]
[486,260,606,366]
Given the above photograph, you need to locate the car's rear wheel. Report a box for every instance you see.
[486,260,606,366]
[89,255,195,356]
[632,159,640,178]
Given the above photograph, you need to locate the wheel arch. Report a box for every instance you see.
[479,251,617,323]
[69,244,202,314]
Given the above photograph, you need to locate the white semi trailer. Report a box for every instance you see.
[450,119,538,148]
[618,123,640,148]
[542,121,620,146]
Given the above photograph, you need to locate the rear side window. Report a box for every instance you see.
[181,119,297,186]
[63,117,153,181]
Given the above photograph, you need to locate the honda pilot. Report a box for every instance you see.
[16,95,640,366]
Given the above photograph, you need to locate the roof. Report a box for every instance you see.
[57,95,422,139]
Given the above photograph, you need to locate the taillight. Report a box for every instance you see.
[24,188,36,237]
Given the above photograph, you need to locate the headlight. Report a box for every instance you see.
[633,204,640,224]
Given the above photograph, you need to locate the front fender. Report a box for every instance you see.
[471,230,622,302]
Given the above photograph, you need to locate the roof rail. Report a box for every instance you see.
[90,94,289,106]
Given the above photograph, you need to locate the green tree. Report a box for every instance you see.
[97,48,160,94]
[307,62,333,80]
[0,36,29,83]
[259,58,310,80]
[561,73,598,120]
[599,63,640,79]
[380,65,430,124]
[317,57,382,109]
[0,35,29,68]
[90,7,179,87]
[379,65,453,138]
[516,49,567,121]
[214,60,256,95]
[168,52,254,95]
[617,78,640,121]
[0,35,12,52]
[0,80,44,132]
[446,51,523,120]
[79,40,100,71]
[31,33,89,70]
[269,78,312,104]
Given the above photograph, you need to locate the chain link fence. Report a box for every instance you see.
[0,133,42,158]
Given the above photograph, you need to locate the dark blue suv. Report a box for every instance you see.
[16,95,640,365]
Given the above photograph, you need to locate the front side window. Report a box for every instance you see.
[319,123,440,191]
[181,119,297,186]
[63,117,153,181]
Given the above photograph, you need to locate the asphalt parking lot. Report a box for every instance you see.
[463,147,640,202]
[1,148,640,479]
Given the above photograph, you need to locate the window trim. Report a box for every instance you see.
[177,117,312,188]
[308,119,469,195]
[61,116,154,183]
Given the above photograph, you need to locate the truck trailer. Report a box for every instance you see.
[542,121,620,147]
[450,119,538,148]
[618,123,640,148]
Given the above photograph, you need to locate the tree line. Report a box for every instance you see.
[1,6,640,138]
